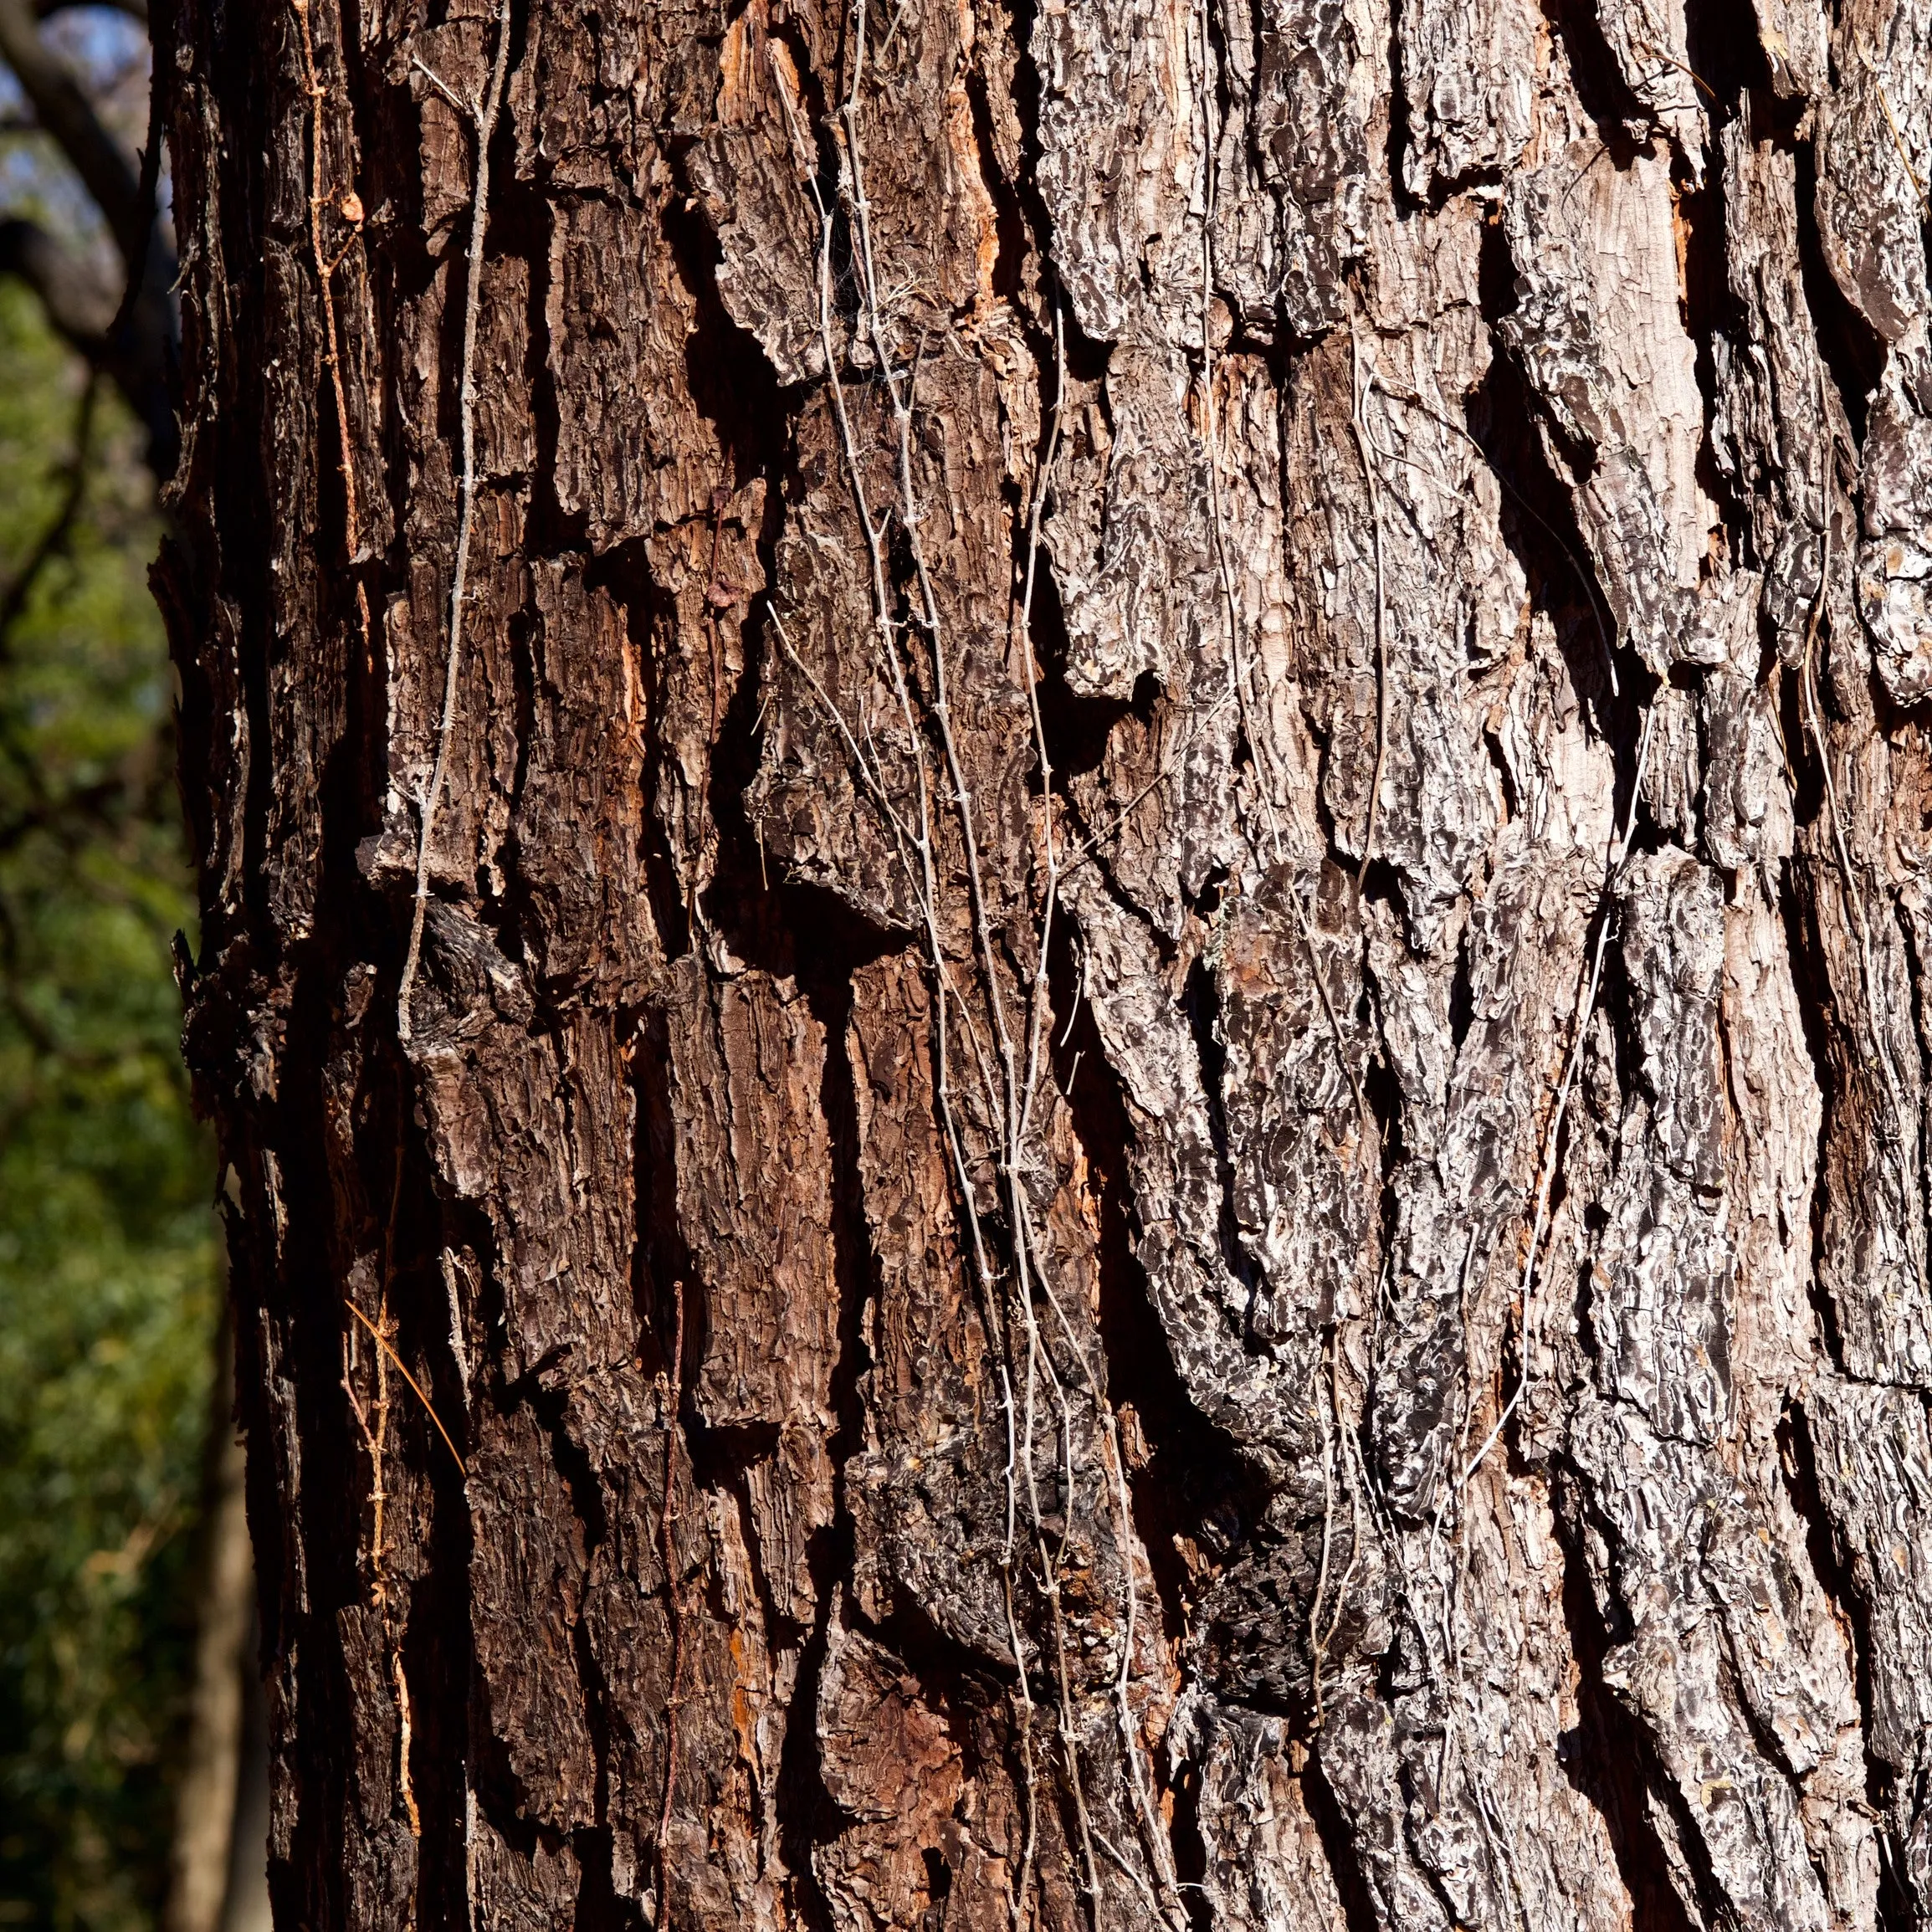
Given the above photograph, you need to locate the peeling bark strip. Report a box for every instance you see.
[161,0,1932,1924]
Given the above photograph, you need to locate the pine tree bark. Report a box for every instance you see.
[160,1,1932,1927]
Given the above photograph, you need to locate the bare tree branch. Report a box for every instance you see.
[0,366,98,660]
[0,213,116,346]
[0,212,176,470]
[0,0,177,470]
[0,0,143,264]
[36,0,149,20]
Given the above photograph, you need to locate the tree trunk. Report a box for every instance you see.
[159,0,1932,1927]
[165,1316,263,1932]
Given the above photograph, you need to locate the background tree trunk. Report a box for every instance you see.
[165,1314,269,1932]
[160,0,1932,1927]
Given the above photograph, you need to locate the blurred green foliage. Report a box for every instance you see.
[0,278,218,1929]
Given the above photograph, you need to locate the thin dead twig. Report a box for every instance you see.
[291,0,373,664]
[1015,301,1068,1148]
[1348,310,1389,892]
[345,1297,469,1477]
[1057,693,1238,874]
[396,0,513,1043]
[1372,378,1618,698]
[1873,74,1931,221]
[1195,0,1280,865]
[773,13,1186,1919]
[1628,37,1717,102]
[1457,701,1656,1497]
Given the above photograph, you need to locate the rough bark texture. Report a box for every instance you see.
[161,0,1932,1927]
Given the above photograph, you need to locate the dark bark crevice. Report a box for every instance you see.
[1535,0,1650,164]
[1468,218,1626,731]
[1299,1750,1386,1932]
[1780,1401,1917,1929]
[1053,914,1264,1634]
[400,1432,476,1929]
[1780,848,1852,1372]
[1788,132,1885,449]
[782,958,879,1932]
[587,540,695,963]
[1182,949,1269,1325]
[1549,1498,1703,1932]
